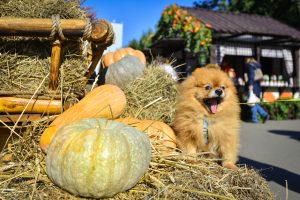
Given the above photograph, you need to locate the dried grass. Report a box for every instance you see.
[121,63,178,125]
[0,0,86,19]
[0,119,274,200]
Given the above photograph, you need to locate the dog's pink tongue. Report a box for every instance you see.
[209,99,218,114]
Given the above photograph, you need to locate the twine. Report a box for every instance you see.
[83,17,92,41]
[50,14,66,41]
[49,15,93,42]
[102,19,115,46]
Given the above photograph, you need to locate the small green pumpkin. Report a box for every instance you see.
[105,55,145,89]
[46,118,151,198]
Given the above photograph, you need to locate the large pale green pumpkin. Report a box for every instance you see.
[46,118,151,198]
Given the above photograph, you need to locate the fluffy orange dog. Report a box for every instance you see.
[173,65,240,169]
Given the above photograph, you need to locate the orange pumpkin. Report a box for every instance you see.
[279,91,293,99]
[102,48,146,68]
[124,47,135,55]
[263,92,276,102]
[115,117,177,154]
[40,84,127,153]
[134,50,146,65]
[113,49,124,62]
[102,52,114,67]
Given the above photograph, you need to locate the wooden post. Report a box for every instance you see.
[0,97,62,114]
[49,39,62,91]
[85,20,114,82]
[295,49,300,87]
[210,44,217,64]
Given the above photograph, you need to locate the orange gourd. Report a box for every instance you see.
[113,49,124,62]
[279,91,293,99]
[115,117,177,154]
[134,50,146,65]
[263,92,276,102]
[102,52,114,67]
[40,84,127,153]
[102,48,146,68]
[124,47,135,55]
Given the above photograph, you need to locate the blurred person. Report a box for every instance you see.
[221,58,237,84]
[245,57,269,123]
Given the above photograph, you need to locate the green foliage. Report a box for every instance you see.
[194,0,228,11]
[260,100,300,120]
[127,39,140,50]
[127,29,154,51]
[154,4,212,55]
[193,0,300,30]
[241,100,300,121]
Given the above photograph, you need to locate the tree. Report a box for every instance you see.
[193,0,300,30]
[127,39,140,50]
[193,0,228,11]
[127,29,154,50]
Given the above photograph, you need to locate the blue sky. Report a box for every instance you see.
[83,0,195,47]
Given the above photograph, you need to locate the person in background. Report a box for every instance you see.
[221,58,237,84]
[245,57,269,123]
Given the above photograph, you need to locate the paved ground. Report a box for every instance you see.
[238,120,300,200]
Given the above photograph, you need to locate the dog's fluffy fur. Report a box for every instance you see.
[173,65,240,169]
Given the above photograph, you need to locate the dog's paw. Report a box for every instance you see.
[222,162,237,170]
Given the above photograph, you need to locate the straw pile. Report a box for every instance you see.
[0,63,274,199]
[0,0,89,98]
[0,118,273,200]
[121,63,178,125]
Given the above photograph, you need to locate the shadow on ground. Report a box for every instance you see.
[269,130,300,142]
[238,156,300,194]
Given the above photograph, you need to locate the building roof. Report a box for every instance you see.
[186,7,300,41]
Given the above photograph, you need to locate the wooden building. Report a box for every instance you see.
[150,8,300,100]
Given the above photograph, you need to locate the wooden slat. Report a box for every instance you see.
[0,114,41,123]
[0,97,62,114]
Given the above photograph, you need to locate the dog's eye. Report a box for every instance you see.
[204,85,212,90]
[220,86,226,90]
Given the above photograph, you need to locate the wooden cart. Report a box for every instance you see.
[0,16,114,127]
[0,15,114,149]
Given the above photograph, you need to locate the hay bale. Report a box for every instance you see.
[0,119,274,200]
[0,0,88,98]
[0,55,274,199]
[0,0,86,19]
[121,63,178,125]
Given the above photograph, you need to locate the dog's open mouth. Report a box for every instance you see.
[203,97,223,114]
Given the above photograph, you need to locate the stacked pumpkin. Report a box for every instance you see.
[102,47,146,89]
[40,48,177,198]
[102,47,146,67]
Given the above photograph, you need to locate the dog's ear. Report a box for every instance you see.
[204,63,221,70]
[192,67,202,76]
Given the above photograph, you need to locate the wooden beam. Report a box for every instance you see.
[85,20,114,81]
[0,97,62,114]
[0,114,41,123]
[0,17,113,43]
[0,17,86,37]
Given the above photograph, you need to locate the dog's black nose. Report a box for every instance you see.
[215,89,223,96]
